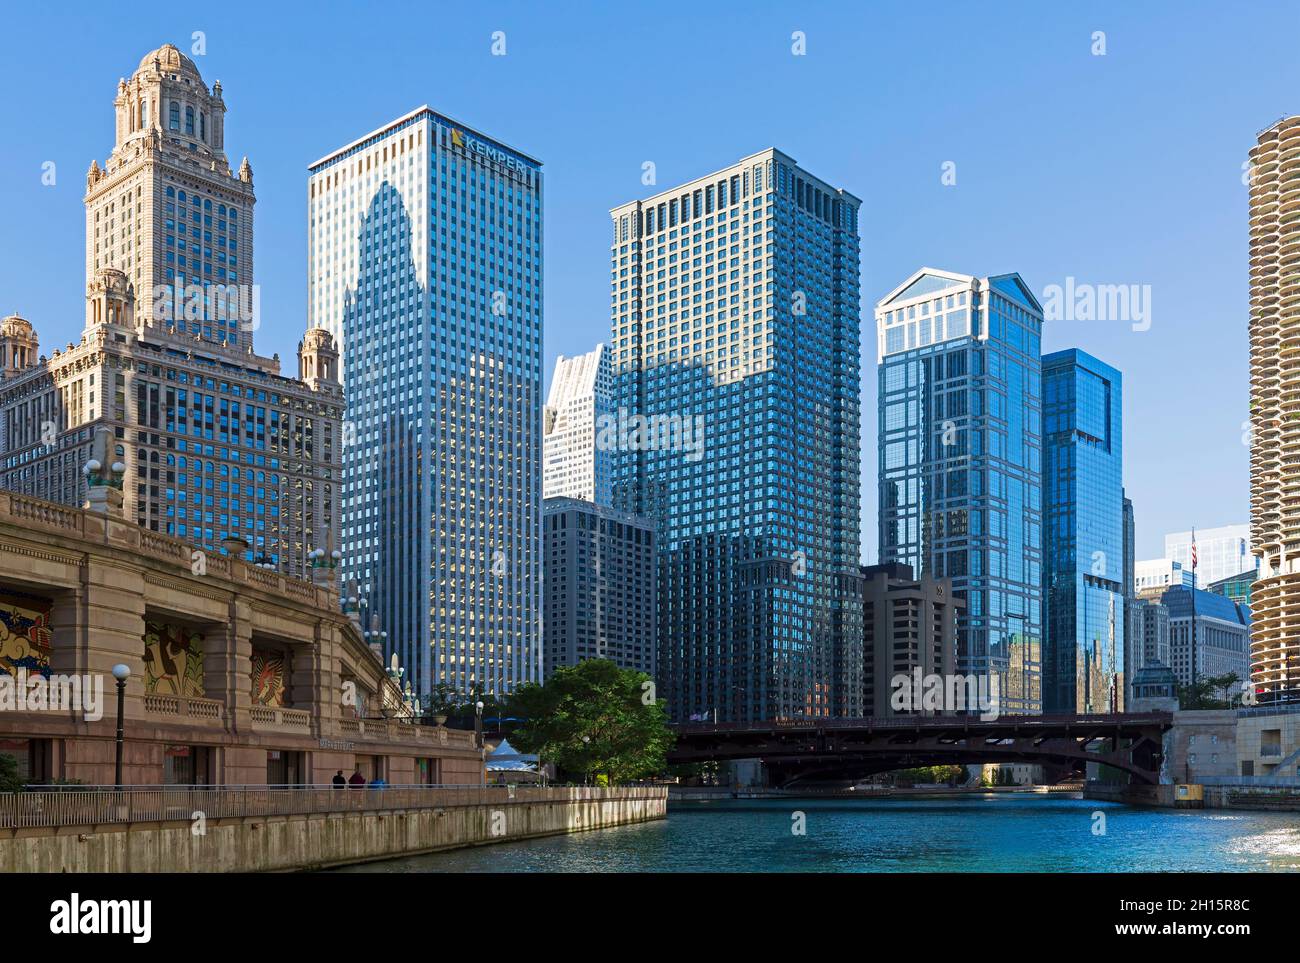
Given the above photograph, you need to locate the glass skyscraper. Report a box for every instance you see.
[308,108,543,699]
[876,269,1043,714]
[609,149,863,723]
[1042,348,1125,714]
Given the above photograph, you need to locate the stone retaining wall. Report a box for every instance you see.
[0,788,666,872]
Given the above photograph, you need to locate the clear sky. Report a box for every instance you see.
[1,0,1292,561]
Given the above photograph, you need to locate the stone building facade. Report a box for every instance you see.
[0,487,481,786]
[0,44,340,580]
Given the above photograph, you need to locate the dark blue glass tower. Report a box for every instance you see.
[1042,349,1125,714]
[877,270,1044,713]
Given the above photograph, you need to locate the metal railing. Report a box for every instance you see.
[1199,775,1300,789]
[673,712,1173,733]
[0,784,666,830]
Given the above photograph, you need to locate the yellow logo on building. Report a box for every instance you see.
[450,128,465,149]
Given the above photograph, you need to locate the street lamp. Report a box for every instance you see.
[111,663,130,789]
[475,700,486,787]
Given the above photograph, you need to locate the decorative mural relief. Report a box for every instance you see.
[250,648,286,706]
[143,622,205,697]
[0,591,52,680]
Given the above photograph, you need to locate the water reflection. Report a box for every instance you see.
[332,795,1300,873]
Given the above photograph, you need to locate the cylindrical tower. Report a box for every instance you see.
[1248,115,1300,705]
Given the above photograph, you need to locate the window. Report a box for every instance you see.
[169,102,180,130]
[185,106,195,135]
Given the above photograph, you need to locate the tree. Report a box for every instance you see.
[420,683,460,720]
[892,764,964,785]
[0,754,22,793]
[1178,672,1241,710]
[507,659,674,784]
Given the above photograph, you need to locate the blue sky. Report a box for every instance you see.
[1,0,1293,561]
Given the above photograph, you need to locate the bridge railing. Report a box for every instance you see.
[0,784,667,830]
[673,712,1172,733]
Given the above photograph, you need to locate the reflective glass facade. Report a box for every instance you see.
[308,109,543,699]
[1042,349,1125,714]
[609,149,863,723]
[877,270,1043,713]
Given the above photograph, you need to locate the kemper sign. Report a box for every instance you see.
[449,127,532,181]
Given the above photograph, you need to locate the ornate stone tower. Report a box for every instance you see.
[84,268,136,330]
[84,43,255,347]
[297,328,340,389]
[0,315,39,379]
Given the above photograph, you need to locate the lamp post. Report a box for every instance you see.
[475,700,485,787]
[111,663,130,789]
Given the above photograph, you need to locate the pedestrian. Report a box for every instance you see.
[348,769,365,789]
[332,770,346,789]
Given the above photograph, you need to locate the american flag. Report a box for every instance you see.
[1191,529,1198,570]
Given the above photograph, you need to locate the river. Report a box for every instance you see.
[333,794,1300,872]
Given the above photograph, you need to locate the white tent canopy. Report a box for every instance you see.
[485,738,539,772]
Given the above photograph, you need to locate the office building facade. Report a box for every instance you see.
[1127,596,1171,673]
[860,563,961,716]
[876,268,1044,713]
[543,497,656,677]
[1206,568,1257,607]
[1161,585,1251,689]
[309,108,543,698]
[543,345,612,505]
[1135,558,1193,600]
[609,149,863,722]
[0,44,341,579]
[1042,349,1125,714]
[1164,524,1252,587]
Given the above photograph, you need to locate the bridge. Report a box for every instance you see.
[668,713,1173,786]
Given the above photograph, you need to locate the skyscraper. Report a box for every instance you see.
[0,44,341,579]
[85,44,255,342]
[1122,492,1137,703]
[543,496,656,676]
[1248,116,1300,705]
[609,149,862,722]
[543,345,612,505]
[1122,493,1135,598]
[860,563,961,717]
[1164,524,1252,586]
[876,268,1044,714]
[309,108,543,699]
[1041,349,1125,714]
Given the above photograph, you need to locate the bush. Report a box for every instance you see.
[0,753,23,793]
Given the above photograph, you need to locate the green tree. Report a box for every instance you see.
[420,683,460,720]
[1178,672,1241,710]
[892,764,963,785]
[507,659,674,784]
[0,754,22,793]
